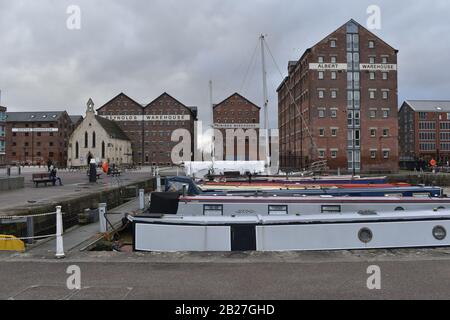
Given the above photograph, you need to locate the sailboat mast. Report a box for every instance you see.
[209,80,215,169]
[260,34,270,170]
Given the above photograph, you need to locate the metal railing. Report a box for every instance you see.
[0,206,65,258]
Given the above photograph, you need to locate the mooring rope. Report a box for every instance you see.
[0,211,65,220]
[0,234,58,241]
[0,211,65,241]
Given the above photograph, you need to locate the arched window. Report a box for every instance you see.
[92,131,96,148]
[75,142,79,159]
[84,132,88,148]
[102,141,105,159]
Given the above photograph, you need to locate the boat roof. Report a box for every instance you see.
[131,210,450,225]
[179,195,447,202]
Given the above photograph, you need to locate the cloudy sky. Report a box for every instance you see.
[0,0,449,128]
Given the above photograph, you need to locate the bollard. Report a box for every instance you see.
[55,206,65,259]
[139,189,145,210]
[156,175,162,192]
[26,217,34,245]
[99,203,107,233]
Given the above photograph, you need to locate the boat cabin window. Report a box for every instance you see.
[395,207,405,211]
[268,205,288,215]
[321,205,341,213]
[203,205,223,216]
[384,193,402,198]
[413,193,431,198]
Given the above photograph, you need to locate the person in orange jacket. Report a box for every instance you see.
[430,158,437,168]
[102,161,109,174]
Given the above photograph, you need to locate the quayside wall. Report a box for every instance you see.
[0,178,155,238]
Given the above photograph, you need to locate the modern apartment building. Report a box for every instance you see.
[0,106,6,166]
[399,100,450,166]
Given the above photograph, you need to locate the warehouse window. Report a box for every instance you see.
[370,129,377,137]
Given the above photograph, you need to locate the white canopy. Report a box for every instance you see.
[183,161,266,177]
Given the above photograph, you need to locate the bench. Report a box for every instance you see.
[32,173,54,188]
[110,169,121,177]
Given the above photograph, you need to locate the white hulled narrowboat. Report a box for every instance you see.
[129,210,450,252]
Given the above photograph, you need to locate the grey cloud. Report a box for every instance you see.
[0,0,449,128]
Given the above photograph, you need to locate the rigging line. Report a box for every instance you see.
[239,38,260,93]
[243,47,259,95]
[262,38,318,153]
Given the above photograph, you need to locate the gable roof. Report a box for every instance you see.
[6,111,66,122]
[69,115,83,124]
[96,92,143,112]
[402,100,450,113]
[285,19,398,76]
[145,92,197,117]
[95,116,130,141]
[313,19,398,52]
[213,92,261,110]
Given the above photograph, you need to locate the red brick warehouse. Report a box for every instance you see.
[5,111,82,166]
[277,19,399,174]
[97,92,197,165]
[213,93,261,161]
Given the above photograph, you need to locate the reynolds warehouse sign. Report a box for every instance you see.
[100,115,191,122]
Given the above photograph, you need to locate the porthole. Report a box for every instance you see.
[394,207,405,211]
[358,228,373,244]
[433,226,447,241]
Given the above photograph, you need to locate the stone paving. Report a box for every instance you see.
[2,249,450,300]
[0,166,181,215]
